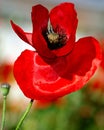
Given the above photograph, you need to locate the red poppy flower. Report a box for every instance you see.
[11,2,101,100]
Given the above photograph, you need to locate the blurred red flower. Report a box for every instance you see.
[11,2,101,100]
[0,63,13,83]
[35,98,65,109]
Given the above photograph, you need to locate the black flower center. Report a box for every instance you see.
[43,23,67,50]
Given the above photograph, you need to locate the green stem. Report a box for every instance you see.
[1,96,6,130]
[15,99,34,130]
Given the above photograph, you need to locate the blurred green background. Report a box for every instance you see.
[0,0,104,130]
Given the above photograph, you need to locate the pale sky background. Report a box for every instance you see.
[0,0,104,63]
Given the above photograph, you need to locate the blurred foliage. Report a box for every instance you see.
[0,82,104,130]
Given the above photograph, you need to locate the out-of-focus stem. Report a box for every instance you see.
[15,99,34,130]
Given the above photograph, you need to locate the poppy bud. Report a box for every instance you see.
[0,83,10,97]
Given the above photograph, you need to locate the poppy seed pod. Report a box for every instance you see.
[0,83,10,97]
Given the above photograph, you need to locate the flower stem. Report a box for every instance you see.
[1,96,7,130]
[15,99,34,130]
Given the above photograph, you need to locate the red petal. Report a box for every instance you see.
[63,37,102,76]
[50,2,78,36]
[25,33,32,45]
[100,41,104,69]
[31,5,49,31]
[10,20,32,45]
[14,36,101,100]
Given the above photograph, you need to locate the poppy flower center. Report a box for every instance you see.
[43,23,67,50]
